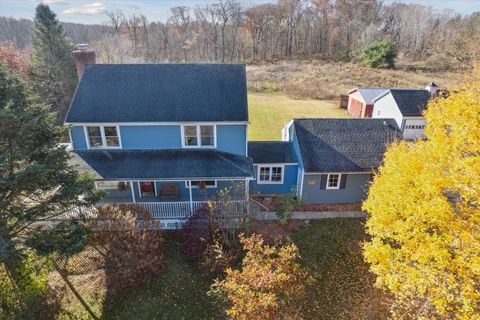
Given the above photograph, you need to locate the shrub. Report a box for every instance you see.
[178,206,212,261]
[273,190,303,224]
[210,234,312,320]
[88,204,165,290]
[179,185,253,274]
[361,40,396,69]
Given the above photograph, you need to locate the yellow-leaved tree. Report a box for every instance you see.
[363,70,480,319]
[210,234,311,320]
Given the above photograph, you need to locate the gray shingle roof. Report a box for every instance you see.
[248,141,297,164]
[65,64,248,123]
[356,88,389,104]
[384,89,431,116]
[70,149,254,180]
[294,119,401,173]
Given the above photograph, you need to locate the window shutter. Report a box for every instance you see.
[320,174,328,190]
[340,174,347,189]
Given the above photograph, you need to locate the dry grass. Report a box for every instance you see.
[247,60,466,100]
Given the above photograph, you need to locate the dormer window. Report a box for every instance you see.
[182,124,216,148]
[85,125,121,148]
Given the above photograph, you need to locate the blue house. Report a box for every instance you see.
[66,47,403,224]
[66,62,254,227]
[248,118,401,204]
[282,118,401,204]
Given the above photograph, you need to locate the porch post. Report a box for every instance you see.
[130,181,136,203]
[188,180,193,213]
[244,179,249,200]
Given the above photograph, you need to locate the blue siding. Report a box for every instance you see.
[302,173,371,204]
[217,125,247,156]
[290,125,305,196]
[100,180,246,203]
[290,125,304,170]
[70,126,88,150]
[120,125,182,149]
[71,124,247,156]
[250,164,298,195]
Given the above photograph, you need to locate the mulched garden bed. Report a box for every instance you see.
[251,195,362,212]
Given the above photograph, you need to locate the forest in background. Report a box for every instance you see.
[1,0,479,71]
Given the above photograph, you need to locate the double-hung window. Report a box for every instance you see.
[86,126,120,148]
[326,173,341,189]
[182,125,215,147]
[257,165,284,184]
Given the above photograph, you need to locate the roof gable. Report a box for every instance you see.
[356,88,389,104]
[374,89,431,117]
[294,118,401,173]
[65,64,248,123]
[389,89,431,116]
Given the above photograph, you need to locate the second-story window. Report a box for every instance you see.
[182,125,215,147]
[86,126,120,148]
[184,125,198,146]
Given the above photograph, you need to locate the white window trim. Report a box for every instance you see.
[326,173,342,190]
[257,165,284,184]
[84,125,122,149]
[185,180,217,188]
[95,181,128,190]
[137,181,157,198]
[181,124,217,148]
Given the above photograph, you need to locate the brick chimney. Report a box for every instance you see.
[73,44,96,79]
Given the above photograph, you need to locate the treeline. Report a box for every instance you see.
[0,16,111,49]
[1,0,480,69]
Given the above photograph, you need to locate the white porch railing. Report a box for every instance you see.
[135,201,205,219]
[61,200,248,220]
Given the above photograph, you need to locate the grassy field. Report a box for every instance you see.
[50,219,388,320]
[247,61,465,100]
[248,93,348,140]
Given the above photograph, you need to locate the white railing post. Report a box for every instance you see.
[188,180,193,214]
[130,181,136,203]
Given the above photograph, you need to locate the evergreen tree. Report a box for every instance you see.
[360,40,397,69]
[0,63,101,281]
[29,4,77,123]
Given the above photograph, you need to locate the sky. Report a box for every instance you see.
[0,0,478,25]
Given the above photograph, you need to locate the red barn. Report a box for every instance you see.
[345,88,388,118]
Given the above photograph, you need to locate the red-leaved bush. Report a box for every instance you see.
[178,207,212,261]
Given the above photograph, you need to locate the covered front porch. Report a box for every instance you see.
[96,178,250,220]
[70,148,255,224]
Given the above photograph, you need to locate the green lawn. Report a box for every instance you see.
[54,219,387,319]
[102,241,221,320]
[248,93,349,141]
[292,219,389,319]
